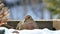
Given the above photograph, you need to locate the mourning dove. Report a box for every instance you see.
[23,15,39,30]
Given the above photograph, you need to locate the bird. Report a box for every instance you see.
[16,21,24,30]
[23,15,39,30]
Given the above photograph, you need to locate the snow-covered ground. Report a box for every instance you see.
[0,27,60,34]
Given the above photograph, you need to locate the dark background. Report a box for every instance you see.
[7,21,53,30]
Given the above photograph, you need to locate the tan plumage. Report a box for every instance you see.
[16,15,39,30]
[23,15,39,30]
[16,21,24,30]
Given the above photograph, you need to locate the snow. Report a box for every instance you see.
[0,27,60,34]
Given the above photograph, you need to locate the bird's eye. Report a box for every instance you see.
[28,16,30,18]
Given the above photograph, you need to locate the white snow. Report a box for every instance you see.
[0,27,60,34]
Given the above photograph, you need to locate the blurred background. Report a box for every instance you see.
[1,0,60,20]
